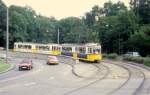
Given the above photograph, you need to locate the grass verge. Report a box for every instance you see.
[0,59,11,73]
[103,53,150,67]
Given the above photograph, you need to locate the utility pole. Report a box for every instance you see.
[57,28,59,44]
[78,34,80,44]
[6,7,9,63]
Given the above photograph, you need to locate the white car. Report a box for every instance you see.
[47,56,59,65]
[0,54,6,59]
[124,52,140,57]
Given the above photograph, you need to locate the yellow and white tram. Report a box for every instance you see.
[14,42,61,55]
[14,42,102,62]
[61,43,102,62]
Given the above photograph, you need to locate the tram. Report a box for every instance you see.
[14,42,102,62]
[14,42,61,55]
[61,43,102,62]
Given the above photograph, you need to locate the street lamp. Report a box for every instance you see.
[3,1,11,64]
[6,6,9,64]
[57,28,60,44]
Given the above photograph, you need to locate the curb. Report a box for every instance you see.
[127,62,150,71]
[0,63,16,74]
[103,59,150,71]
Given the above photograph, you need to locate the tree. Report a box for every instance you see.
[129,25,150,56]
[59,17,84,43]
[0,0,6,47]
[130,0,150,24]
[104,1,127,16]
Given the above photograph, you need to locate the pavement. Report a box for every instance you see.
[73,63,99,78]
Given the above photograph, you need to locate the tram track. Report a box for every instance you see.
[105,60,147,95]
[106,62,132,95]
[60,59,110,95]
[2,51,150,95]
[58,56,102,79]
[126,63,146,95]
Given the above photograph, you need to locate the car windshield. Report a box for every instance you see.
[48,56,57,59]
[21,59,30,63]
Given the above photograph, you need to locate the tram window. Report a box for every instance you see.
[69,47,72,52]
[38,46,49,50]
[28,45,31,49]
[67,47,72,52]
[52,46,53,50]
[36,46,39,49]
[62,47,65,51]
[75,47,78,52]
[79,47,85,53]
[46,46,49,50]
[18,45,22,48]
[24,45,27,49]
[93,48,101,54]
[25,45,31,49]
[97,49,100,53]
[62,47,72,52]
[88,48,93,53]
[52,46,57,50]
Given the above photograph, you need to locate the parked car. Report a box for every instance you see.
[47,56,59,65]
[18,59,33,70]
[124,52,140,57]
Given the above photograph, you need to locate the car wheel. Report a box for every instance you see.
[28,67,31,70]
[19,67,22,71]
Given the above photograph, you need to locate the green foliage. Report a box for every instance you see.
[123,56,144,64]
[107,53,118,59]
[102,54,107,58]
[123,55,150,67]
[59,17,99,43]
[0,0,6,47]
[129,25,150,56]
[0,59,11,73]
[103,53,118,59]
[144,57,150,67]
[104,1,127,16]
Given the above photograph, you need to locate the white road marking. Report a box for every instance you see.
[24,82,36,86]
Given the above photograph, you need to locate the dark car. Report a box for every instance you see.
[18,59,33,70]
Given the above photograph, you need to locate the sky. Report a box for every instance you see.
[3,0,130,20]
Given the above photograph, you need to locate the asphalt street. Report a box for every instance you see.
[0,51,150,95]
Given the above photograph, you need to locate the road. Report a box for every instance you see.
[0,51,150,95]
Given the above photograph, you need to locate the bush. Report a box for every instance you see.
[107,53,118,59]
[144,58,150,67]
[102,54,107,58]
[123,56,144,64]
